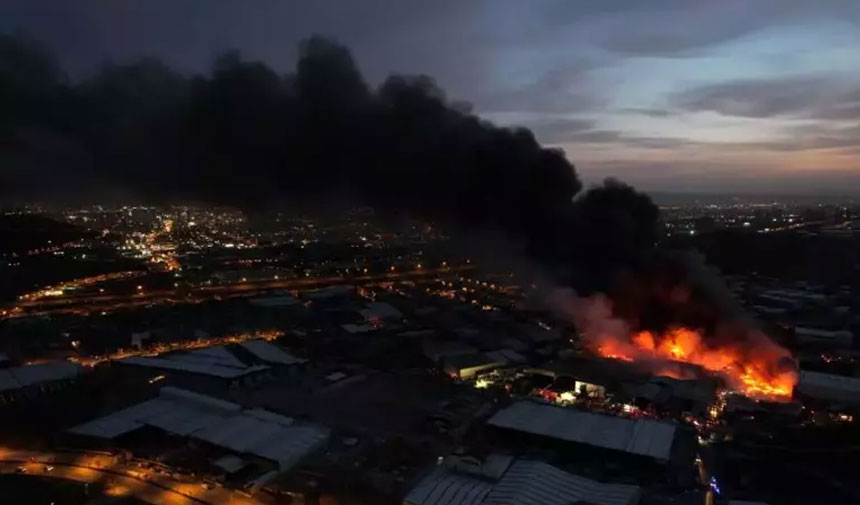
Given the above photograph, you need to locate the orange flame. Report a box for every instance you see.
[592,326,797,400]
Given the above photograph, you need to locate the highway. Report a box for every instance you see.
[3,266,473,319]
[0,447,268,505]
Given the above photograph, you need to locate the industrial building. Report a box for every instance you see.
[0,361,84,402]
[795,370,860,405]
[112,340,306,390]
[69,386,329,472]
[404,454,641,505]
[236,339,308,374]
[794,326,853,348]
[442,349,525,379]
[485,400,695,484]
[115,345,272,391]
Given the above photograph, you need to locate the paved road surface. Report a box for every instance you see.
[0,448,267,505]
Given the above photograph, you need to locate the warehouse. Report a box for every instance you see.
[69,386,329,471]
[237,339,308,376]
[404,454,641,505]
[114,345,272,391]
[486,400,695,484]
[0,361,84,402]
[795,370,860,405]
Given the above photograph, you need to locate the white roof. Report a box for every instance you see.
[239,339,307,365]
[405,459,639,505]
[0,361,83,392]
[70,387,328,470]
[487,401,676,461]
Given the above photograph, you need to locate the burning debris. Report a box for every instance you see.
[552,290,798,401]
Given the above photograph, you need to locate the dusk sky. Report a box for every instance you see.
[5,0,860,194]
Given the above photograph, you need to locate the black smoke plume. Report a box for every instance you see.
[0,33,660,290]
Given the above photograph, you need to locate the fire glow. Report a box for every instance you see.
[553,291,798,401]
[593,326,797,400]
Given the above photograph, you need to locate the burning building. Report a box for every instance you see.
[552,289,798,402]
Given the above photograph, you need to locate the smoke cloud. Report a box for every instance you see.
[0,33,659,289]
[549,253,799,399]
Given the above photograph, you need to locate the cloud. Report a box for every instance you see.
[521,118,596,143]
[475,64,606,114]
[671,74,860,121]
[621,107,672,117]
[670,75,837,118]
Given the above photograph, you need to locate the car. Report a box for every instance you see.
[44,465,54,472]
[15,466,27,473]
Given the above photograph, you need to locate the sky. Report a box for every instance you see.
[4,0,860,194]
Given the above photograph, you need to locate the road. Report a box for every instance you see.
[3,266,472,319]
[0,447,268,505]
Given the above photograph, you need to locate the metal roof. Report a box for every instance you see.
[0,361,83,392]
[213,454,247,474]
[487,401,676,461]
[404,467,493,505]
[117,356,268,379]
[238,339,307,365]
[405,459,640,505]
[177,346,248,369]
[485,460,639,505]
[69,387,328,471]
[799,370,860,393]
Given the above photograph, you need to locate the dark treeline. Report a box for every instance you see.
[0,34,658,291]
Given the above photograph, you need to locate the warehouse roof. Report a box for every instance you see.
[115,344,272,379]
[487,401,676,461]
[484,460,639,505]
[117,356,268,378]
[238,339,307,365]
[182,346,248,368]
[404,459,640,505]
[404,467,493,505]
[798,371,860,394]
[69,387,328,470]
[0,361,83,392]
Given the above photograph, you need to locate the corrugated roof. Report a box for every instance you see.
[238,339,307,365]
[176,346,248,369]
[117,356,268,379]
[799,370,860,394]
[0,361,83,392]
[405,459,640,505]
[484,460,639,505]
[69,387,328,471]
[487,401,676,461]
[404,467,493,505]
